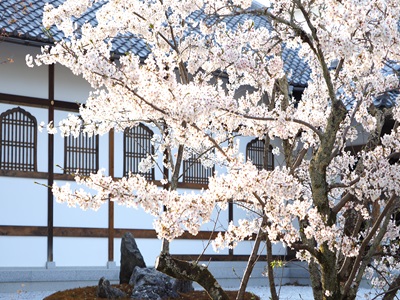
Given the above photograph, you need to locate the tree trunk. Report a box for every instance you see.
[320,249,341,300]
[156,252,230,300]
[308,258,323,300]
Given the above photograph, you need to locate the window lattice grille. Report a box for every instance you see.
[123,124,155,180]
[246,139,274,171]
[183,154,214,185]
[64,133,99,176]
[0,107,37,171]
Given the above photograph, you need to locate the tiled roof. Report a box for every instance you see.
[0,0,311,87]
[374,62,400,108]
[0,1,396,108]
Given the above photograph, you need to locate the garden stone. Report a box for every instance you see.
[119,232,146,284]
[97,277,127,299]
[130,267,179,299]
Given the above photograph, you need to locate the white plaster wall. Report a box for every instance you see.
[54,64,92,103]
[53,180,108,228]
[170,239,228,255]
[0,103,49,172]
[113,130,125,178]
[0,177,47,226]
[199,204,229,232]
[114,238,162,267]
[114,205,155,229]
[53,237,108,267]
[0,43,48,99]
[0,237,47,267]
[234,240,286,256]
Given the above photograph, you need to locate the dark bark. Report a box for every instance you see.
[265,234,279,300]
[236,217,279,300]
[156,252,230,300]
[382,274,400,300]
[236,226,264,300]
[309,258,323,300]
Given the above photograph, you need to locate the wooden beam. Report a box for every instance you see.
[47,63,55,263]
[0,226,280,259]
[170,254,269,262]
[228,201,234,256]
[0,226,221,239]
[0,170,48,179]
[0,225,48,236]
[0,93,79,111]
[108,129,115,262]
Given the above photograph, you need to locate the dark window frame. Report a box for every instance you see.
[246,138,274,171]
[182,151,214,185]
[123,124,155,180]
[64,132,99,176]
[0,107,37,172]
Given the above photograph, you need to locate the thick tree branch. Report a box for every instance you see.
[156,253,229,300]
[343,194,397,295]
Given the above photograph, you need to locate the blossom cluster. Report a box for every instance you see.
[29,0,400,294]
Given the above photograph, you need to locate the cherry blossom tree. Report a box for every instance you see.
[28,0,400,299]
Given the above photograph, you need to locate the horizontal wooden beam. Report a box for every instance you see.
[0,170,48,179]
[0,226,292,261]
[0,93,79,111]
[0,225,48,236]
[0,225,220,240]
[1,171,209,190]
[171,254,269,262]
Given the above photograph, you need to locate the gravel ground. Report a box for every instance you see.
[0,286,394,300]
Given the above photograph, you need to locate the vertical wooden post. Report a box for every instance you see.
[47,64,55,266]
[228,137,234,256]
[108,129,115,265]
[228,202,233,256]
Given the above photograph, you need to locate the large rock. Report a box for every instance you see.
[130,267,179,299]
[97,277,127,299]
[119,232,146,284]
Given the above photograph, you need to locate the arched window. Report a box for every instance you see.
[0,107,37,171]
[123,124,154,180]
[64,133,99,176]
[183,153,214,185]
[246,138,274,171]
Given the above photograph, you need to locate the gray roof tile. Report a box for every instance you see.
[0,0,309,85]
[0,0,396,107]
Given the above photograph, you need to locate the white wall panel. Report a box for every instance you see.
[54,237,108,266]
[54,65,92,103]
[114,205,155,229]
[200,205,229,232]
[0,44,48,98]
[0,237,47,267]
[53,180,108,228]
[0,178,47,226]
[113,131,124,177]
[233,240,286,256]
[170,239,229,255]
